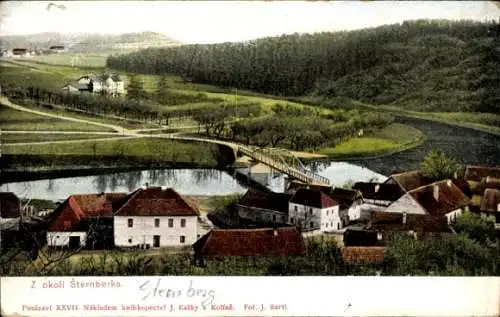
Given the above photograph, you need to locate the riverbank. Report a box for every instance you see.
[317,123,425,159]
[351,101,500,136]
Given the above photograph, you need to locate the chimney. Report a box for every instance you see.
[433,185,439,201]
[446,179,452,187]
[402,212,407,225]
[375,184,380,193]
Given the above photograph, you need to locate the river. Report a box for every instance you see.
[1,116,498,200]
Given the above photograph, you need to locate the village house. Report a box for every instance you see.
[385,180,470,224]
[479,189,500,222]
[324,187,363,225]
[235,189,292,225]
[344,212,453,247]
[384,170,434,193]
[288,188,340,232]
[0,192,21,250]
[47,193,129,249]
[353,182,404,207]
[192,227,305,265]
[113,187,199,248]
[464,165,500,183]
[49,45,66,54]
[64,74,126,96]
[12,48,29,57]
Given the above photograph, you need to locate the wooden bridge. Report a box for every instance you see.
[167,134,331,186]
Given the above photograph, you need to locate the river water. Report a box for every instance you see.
[1,116,498,200]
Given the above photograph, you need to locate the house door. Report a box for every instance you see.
[68,236,80,249]
[153,235,160,248]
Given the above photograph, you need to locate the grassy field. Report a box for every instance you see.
[0,104,114,132]
[319,123,424,158]
[0,133,121,144]
[30,53,110,68]
[3,137,220,166]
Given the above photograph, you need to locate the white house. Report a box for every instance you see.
[75,74,125,96]
[384,180,470,224]
[113,187,199,248]
[288,188,340,232]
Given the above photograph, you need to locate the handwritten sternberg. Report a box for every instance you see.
[139,279,215,309]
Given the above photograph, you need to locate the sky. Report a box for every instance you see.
[0,1,499,44]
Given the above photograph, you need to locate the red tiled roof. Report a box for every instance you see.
[389,171,434,192]
[114,187,199,217]
[341,247,386,265]
[464,165,500,182]
[408,180,470,216]
[368,211,452,233]
[71,193,128,218]
[0,192,20,218]
[480,189,500,213]
[237,189,292,214]
[290,188,338,209]
[193,227,305,257]
[48,193,128,231]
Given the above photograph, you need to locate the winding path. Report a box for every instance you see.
[1,97,330,185]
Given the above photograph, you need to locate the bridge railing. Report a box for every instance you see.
[238,146,330,185]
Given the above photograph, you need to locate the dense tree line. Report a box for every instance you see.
[193,103,394,151]
[107,20,500,113]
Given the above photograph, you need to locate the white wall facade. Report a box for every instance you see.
[114,216,198,248]
[445,208,463,224]
[47,232,87,247]
[385,194,427,215]
[288,203,340,232]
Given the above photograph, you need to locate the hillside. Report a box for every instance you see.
[0,31,179,53]
[106,19,500,114]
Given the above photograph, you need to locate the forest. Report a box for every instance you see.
[107,19,500,113]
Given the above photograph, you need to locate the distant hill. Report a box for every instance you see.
[106,19,500,114]
[0,31,180,53]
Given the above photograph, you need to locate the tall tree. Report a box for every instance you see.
[127,76,147,100]
[420,149,461,180]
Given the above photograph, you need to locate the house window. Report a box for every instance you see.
[180,219,186,228]
[127,219,133,228]
[154,218,160,227]
[337,223,340,230]
[326,223,329,228]
[310,221,314,228]
[272,214,277,222]
[294,206,298,212]
[180,236,186,243]
[168,219,174,228]
[128,238,132,244]
[309,208,313,215]
[290,217,294,224]
[326,210,329,215]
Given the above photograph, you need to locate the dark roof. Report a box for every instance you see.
[341,247,386,265]
[352,182,402,202]
[290,188,338,209]
[193,227,305,257]
[480,189,500,213]
[464,165,500,182]
[388,171,434,192]
[408,180,470,216]
[237,189,292,214]
[367,211,453,233]
[0,192,20,218]
[325,187,362,209]
[286,181,331,194]
[114,187,199,217]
